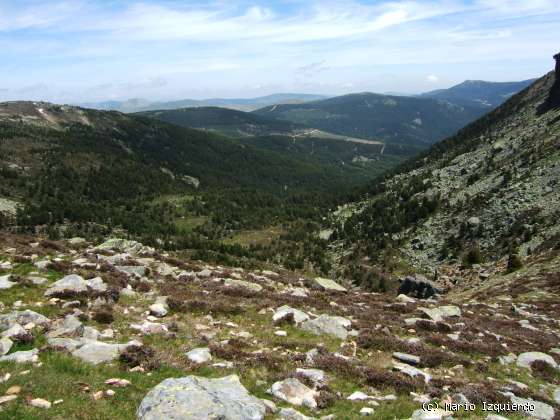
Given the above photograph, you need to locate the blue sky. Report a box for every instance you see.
[1,0,559,103]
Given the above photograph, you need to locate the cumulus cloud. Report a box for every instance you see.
[0,0,559,101]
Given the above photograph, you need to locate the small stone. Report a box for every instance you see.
[275,330,287,336]
[348,391,370,401]
[29,398,51,409]
[92,391,104,400]
[0,395,18,405]
[105,390,116,397]
[0,337,13,355]
[6,385,21,395]
[360,407,375,416]
[393,352,420,365]
[105,378,131,387]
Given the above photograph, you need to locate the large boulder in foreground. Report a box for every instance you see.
[137,375,266,420]
[398,275,442,299]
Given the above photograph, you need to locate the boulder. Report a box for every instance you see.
[301,314,351,340]
[392,352,420,365]
[96,238,153,256]
[393,362,431,383]
[137,375,266,420]
[47,314,83,338]
[71,341,135,365]
[554,388,560,404]
[223,278,263,292]
[419,305,461,322]
[86,277,107,293]
[313,277,347,292]
[0,310,50,330]
[273,305,310,324]
[149,303,168,318]
[411,408,454,419]
[186,347,212,364]
[0,275,16,290]
[277,408,316,420]
[516,352,558,369]
[268,378,317,408]
[47,337,84,352]
[0,348,39,363]
[0,337,13,355]
[1,323,27,339]
[45,274,88,297]
[509,394,555,420]
[398,275,442,299]
[130,322,168,335]
[295,368,327,388]
[116,266,147,277]
[396,294,416,303]
[196,269,212,278]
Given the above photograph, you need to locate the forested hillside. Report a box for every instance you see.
[254,92,484,148]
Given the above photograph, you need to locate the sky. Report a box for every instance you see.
[1,0,559,103]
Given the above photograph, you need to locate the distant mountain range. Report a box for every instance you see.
[78,93,327,113]
[420,78,536,108]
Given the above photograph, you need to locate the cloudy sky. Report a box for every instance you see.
[1,0,559,103]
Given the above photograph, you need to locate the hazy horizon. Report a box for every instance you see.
[1,0,559,103]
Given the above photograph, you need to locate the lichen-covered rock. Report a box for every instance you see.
[301,314,351,340]
[0,348,39,363]
[313,277,347,292]
[185,347,212,364]
[268,378,317,408]
[45,274,88,297]
[0,310,50,330]
[273,305,310,324]
[137,375,266,420]
[516,352,558,369]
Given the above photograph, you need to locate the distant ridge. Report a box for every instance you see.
[78,93,327,113]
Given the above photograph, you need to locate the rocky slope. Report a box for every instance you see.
[0,234,558,419]
[330,71,560,274]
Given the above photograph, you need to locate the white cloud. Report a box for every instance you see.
[427,75,439,83]
[0,0,559,101]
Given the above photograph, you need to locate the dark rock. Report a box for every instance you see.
[398,275,442,299]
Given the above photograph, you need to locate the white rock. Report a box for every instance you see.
[360,407,375,416]
[1,323,27,339]
[273,305,310,324]
[149,303,168,318]
[0,337,13,355]
[0,274,16,290]
[296,368,327,387]
[45,274,88,296]
[516,352,558,369]
[29,398,51,409]
[268,378,317,408]
[186,347,212,364]
[347,391,371,401]
[0,348,39,363]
